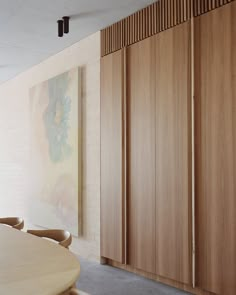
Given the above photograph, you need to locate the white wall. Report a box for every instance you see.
[0,32,101,261]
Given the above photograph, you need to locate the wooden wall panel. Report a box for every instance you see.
[193,0,235,16]
[101,49,125,263]
[101,0,192,56]
[155,21,192,285]
[195,2,236,294]
[127,37,156,274]
[108,260,215,295]
[100,0,235,56]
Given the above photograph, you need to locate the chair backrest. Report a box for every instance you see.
[0,217,24,230]
[27,229,72,248]
[68,288,80,295]
[60,288,80,295]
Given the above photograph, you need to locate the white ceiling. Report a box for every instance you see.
[0,0,156,84]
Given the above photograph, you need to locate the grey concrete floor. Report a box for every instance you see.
[76,257,192,295]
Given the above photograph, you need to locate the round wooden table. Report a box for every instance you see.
[0,224,80,295]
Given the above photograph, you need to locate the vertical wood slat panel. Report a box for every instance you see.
[173,0,176,26]
[134,13,138,43]
[106,28,108,55]
[164,0,167,29]
[101,30,103,57]
[107,27,109,54]
[138,11,141,41]
[144,7,147,38]
[100,0,235,56]
[115,23,118,51]
[118,22,121,50]
[112,24,114,52]
[189,0,192,19]
[131,15,134,45]
[180,0,183,22]
[128,16,131,45]
[162,0,165,30]
[193,0,235,16]
[177,0,180,24]
[110,27,112,55]
[147,6,150,36]
[125,18,128,46]
[125,18,129,45]
[103,28,106,55]
[149,5,152,36]
[122,19,125,48]
[137,11,140,42]
[159,0,163,31]
[170,0,173,27]
[184,0,187,20]
[158,0,161,32]
[114,23,117,51]
[186,0,189,20]
[168,0,171,27]
[127,17,130,46]
[107,26,109,55]
[153,3,156,35]
[133,14,136,44]
[129,16,132,45]
[198,0,201,15]
[143,9,146,38]
[203,0,206,13]
[111,25,113,52]
[144,8,147,39]
[139,11,142,41]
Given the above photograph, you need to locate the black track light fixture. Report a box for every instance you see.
[57,20,63,37]
[63,16,70,34]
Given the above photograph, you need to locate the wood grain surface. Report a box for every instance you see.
[0,225,80,295]
[100,49,125,263]
[194,2,236,294]
[127,36,156,274]
[155,21,192,285]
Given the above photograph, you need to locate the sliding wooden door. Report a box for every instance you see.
[155,22,192,284]
[127,37,156,274]
[195,3,236,294]
[101,49,125,263]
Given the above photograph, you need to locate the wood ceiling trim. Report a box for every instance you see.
[101,0,235,56]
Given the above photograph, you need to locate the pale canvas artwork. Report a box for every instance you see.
[29,68,81,236]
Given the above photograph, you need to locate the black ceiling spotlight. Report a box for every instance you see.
[63,16,70,34]
[57,19,64,37]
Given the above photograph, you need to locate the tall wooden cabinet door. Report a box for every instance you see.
[195,3,236,294]
[127,37,156,273]
[101,49,125,263]
[155,22,192,284]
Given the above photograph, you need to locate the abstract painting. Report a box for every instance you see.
[29,68,81,236]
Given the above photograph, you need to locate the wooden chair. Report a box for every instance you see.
[68,288,80,295]
[60,288,80,295]
[0,217,24,230]
[27,229,72,248]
